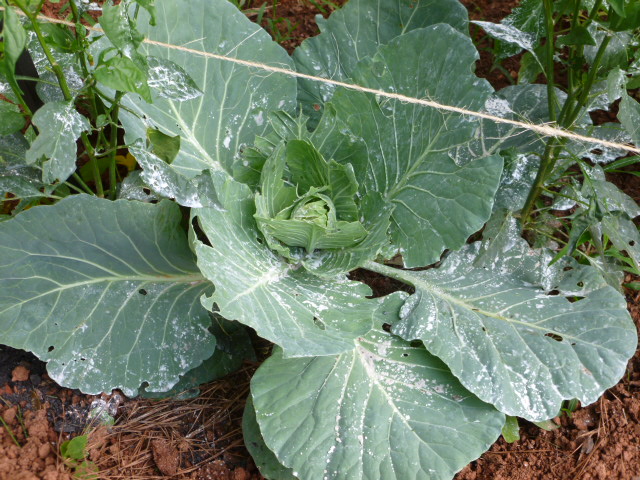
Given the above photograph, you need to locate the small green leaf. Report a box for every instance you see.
[557,26,596,46]
[40,23,77,53]
[25,101,90,183]
[94,56,152,103]
[0,6,27,72]
[147,127,180,164]
[61,435,88,461]
[134,0,157,25]
[100,1,144,56]
[502,416,520,443]
[0,101,25,135]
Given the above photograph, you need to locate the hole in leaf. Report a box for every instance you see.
[590,148,603,155]
[577,281,584,288]
[48,346,54,352]
[630,241,636,247]
[547,290,560,296]
[80,357,86,361]
[402,353,409,357]
[481,327,487,332]
[313,317,325,330]
[563,266,572,272]
[142,187,151,195]
[139,289,148,296]
[382,323,391,332]
[545,333,563,342]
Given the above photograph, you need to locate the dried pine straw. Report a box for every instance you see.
[88,364,257,480]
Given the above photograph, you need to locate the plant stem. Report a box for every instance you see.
[542,0,557,122]
[362,260,413,286]
[15,1,74,102]
[72,172,95,195]
[107,93,123,200]
[520,138,565,224]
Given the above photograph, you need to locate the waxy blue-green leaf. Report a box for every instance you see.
[0,195,215,395]
[140,317,254,398]
[293,0,468,118]
[118,0,296,186]
[251,327,504,480]
[243,397,298,480]
[329,26,502,267]
[619,93,640,145]
[25,101,90,183]
[193,172,375,357]
[384,216,636,421]
[129,142,219,208]
[146,56,202,101]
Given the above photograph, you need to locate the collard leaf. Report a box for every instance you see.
[386,218,636,421]
[619,94,640,145]
[140,317,254,398]
[25,101,90,184]
[293,0,468,118]
[193,172,375,357]
[146,56,203,101]
[251,327,504,480]
[129,142,219,208]
[118,0,296,181]
[329,26,502,267]
[472,21,538,55]
[0,195,216,395]
[243,397,298,480]
[493,0,545,59]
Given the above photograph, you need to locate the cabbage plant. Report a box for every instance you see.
[0,0,638,478]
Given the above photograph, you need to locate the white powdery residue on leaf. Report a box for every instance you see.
[223,135,232,149]
[253,111,264,126]
[484,96,514,118]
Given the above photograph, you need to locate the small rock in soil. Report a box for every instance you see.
[11,365,30,382]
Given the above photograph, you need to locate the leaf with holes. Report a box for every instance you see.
[249,325,504,480]
[116,0,296,191]
[327,26,503,267]
[382,215,636,421]
[0,195,215,395]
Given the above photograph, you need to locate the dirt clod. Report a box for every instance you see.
[152,438,180,476]
[11,366,30,382]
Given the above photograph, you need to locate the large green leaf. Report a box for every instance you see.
[193,172,375,357]
[250,325,504,480]
[118,0,296,182]
[328,26,502,267]
[293,0,468,118]
[382,215,637,421]
[0,195,215,395]
[243,396,298,480]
